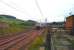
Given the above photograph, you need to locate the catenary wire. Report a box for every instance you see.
[0,0,31,17]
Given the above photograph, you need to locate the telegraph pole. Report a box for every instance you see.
[45,18,51,50]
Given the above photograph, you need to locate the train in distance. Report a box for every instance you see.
[35,23,46,30]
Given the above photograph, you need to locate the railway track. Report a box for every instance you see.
[0,29,44,50]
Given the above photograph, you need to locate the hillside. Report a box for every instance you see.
[0,15,36,37]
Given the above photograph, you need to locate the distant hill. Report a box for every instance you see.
[0,15,36,37]
[0,15,16,19]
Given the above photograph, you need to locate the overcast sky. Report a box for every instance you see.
[0,0,74,22]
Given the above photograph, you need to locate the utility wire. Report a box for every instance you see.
[9,1,31,16]
[35,0,44,17]
[0,0,31,17]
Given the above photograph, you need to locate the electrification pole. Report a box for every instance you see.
[45,18,51,50]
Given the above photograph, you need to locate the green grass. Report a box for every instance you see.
[28,30,47,50]
[66,38,74,48]
[28,36,44,50]
[0,15,36,37]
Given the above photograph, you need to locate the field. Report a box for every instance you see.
[0,15,36,37]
